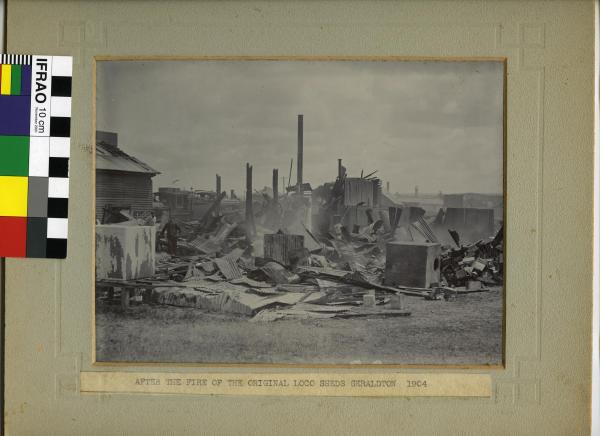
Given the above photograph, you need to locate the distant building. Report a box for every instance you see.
[156,188,241,221]
[443,193,504,221]
[156,187,194,220]
[96,131,160,222]
[390,192,443,216]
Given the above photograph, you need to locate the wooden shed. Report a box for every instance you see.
[344,177,382,207]
[95,131,160,222]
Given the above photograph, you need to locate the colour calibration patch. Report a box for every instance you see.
[0,55,72,258]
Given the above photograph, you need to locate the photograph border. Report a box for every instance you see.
[91,55,508,370]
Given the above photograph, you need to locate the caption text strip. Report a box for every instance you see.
[80,372,491,397]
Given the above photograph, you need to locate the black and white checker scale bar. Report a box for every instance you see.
[1,54,32,65]
[30,55,72,258]
[47,56,72,257]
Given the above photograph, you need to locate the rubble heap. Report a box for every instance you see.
[97,182,503,320]
[440,226,503,289]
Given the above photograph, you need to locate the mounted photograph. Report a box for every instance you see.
[94,58,505,365]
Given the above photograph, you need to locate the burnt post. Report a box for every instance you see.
[215,174,222,214]
[245,163,255,238]
[272,168,279,204]
[296,114,303,195]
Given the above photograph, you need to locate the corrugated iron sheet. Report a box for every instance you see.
[96,142,159,174]
[264,234,304,266]
[213,257,243,280]
[344,178,374,207]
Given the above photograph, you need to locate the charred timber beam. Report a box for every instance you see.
[246,163,256,238]
[296,114,303,195]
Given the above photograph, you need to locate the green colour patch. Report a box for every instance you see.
[10,64,21,95]
[0,135,29,176]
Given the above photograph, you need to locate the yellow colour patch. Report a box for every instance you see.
[0,176,28,216]
[0,64,11,95]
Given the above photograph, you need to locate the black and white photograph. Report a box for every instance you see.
[94,58,505,365]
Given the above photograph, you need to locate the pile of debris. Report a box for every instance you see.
[97,184,504,320]
[97,149,504,319]
[97,248,413,321]
[98,224,502,322]
[440,226,503,290]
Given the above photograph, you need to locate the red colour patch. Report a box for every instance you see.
[0,216,27,257]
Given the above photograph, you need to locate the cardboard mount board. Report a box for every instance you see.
[3,1,594,435]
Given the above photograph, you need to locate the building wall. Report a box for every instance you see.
[443,193,504,221]
[96,170,154,220]
[344,178,376,207]
[442,194,464,208]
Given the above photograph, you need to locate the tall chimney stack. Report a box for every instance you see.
[296,114,303,195]
[216,174,222,213]
[338,159,343,179]
[272,168,279,204]
[386,181,390,193]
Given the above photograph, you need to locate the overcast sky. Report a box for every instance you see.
[96,60,503,195]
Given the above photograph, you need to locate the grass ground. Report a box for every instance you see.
[95,286,503,365]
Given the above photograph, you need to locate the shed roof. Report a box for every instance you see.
[379,193,398,207]
[96,142,159,175]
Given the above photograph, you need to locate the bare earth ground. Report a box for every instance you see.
[95,287,503,365]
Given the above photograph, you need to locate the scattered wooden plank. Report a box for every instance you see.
[230,277,273,288]
[246,287,282,296]
[298,266,428,297]
[250,309,336,322]
[293,303,354,313]
[335,308,411,318]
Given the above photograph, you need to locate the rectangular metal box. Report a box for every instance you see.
[384,241,441,288]
[95,224,156,280]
